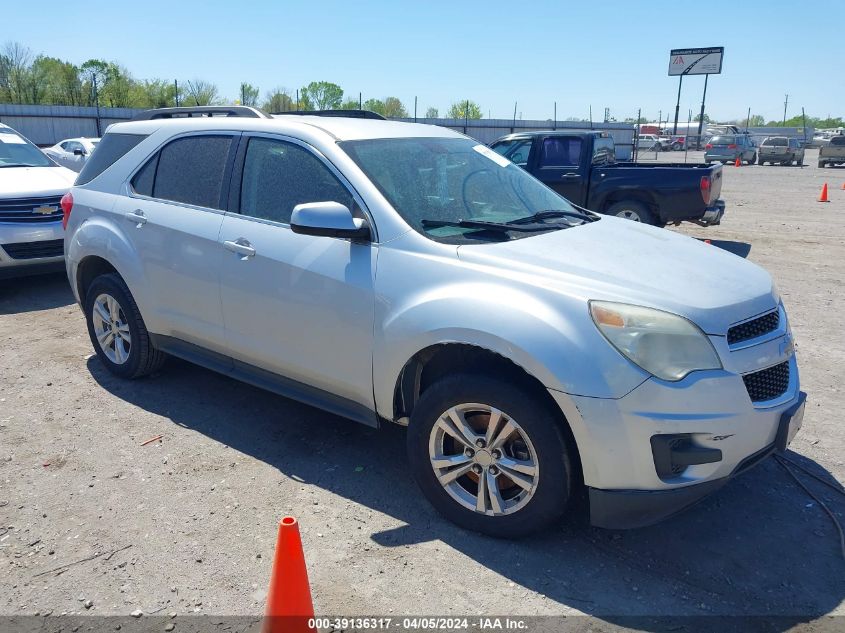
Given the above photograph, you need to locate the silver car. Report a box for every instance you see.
[0,124,75,278]
[63,107,805,536]
[43,137,100,172]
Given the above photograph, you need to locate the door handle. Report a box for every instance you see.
[223,238,256,258]
[561,173,579,179]
[125,210,147,226]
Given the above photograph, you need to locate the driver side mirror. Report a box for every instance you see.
[73,148,85,156]
[290,201,371,241]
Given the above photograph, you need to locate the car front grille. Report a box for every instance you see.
[2,239,64,260]
[742,361,790,403]
[0,195,64,224]
[727,310,780,345]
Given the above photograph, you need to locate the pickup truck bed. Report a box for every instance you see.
[490,131,725,227]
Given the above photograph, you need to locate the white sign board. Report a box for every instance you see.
[668,47,724,76]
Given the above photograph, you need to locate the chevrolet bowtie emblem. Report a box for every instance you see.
[32,205,58,215]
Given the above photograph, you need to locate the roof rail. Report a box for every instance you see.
[131,106,272,121]
[273,109,386,120]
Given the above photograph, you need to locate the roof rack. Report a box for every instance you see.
[132,106,272,121]
[273,109,386,120]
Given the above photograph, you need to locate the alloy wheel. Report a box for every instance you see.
[428,403,539,516]
[92,293,131,364]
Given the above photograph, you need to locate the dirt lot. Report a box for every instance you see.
[1,149,844,628]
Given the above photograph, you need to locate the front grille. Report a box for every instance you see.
[0,195,64,224]
[742,361,790,402]
[2,239,64,260]
[727,310,780,345]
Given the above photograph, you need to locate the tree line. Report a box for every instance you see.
[0,41,484,119]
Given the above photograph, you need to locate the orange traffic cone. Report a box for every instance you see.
[818,183,830,203]
[262,517,315,633]
[735,157,741,167]
[840,182,845,190]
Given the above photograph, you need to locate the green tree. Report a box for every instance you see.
[425,106,439,118]
[239,82,259,107]
[381,96,407,118]
[693,113,711,123]
[131,79,177,108]
[339,98,361,110]
[747,114,765,127]
[447,100,483,120]
[301,81,343,110]
[262,87,294,112]
[184,79,220,106]
[33,56,84,105]
[363,98,385,115]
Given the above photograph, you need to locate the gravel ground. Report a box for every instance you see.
[1,148,844,629]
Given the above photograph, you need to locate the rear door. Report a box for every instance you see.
[115,132,237,353]
[531,135,586,204]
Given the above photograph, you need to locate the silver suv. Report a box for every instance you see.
[64,107,805,537]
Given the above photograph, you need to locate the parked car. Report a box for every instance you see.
[490,131,725,227]
[43,137,100,172]
[64,106,805,537]
[704,135,757,165]
[818,135,845,167]
[0,123,75,278]
[758,137,805,166]
[669,135,686,151]
[636,133,668,151]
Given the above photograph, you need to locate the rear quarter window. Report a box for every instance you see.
[76,133,147,185]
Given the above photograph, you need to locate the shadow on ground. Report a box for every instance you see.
[0,272,74,314]
[84,355,845,626]
[695,239,752,258]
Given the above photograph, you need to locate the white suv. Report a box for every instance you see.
[64,107,806,537]
[0,123,75,278]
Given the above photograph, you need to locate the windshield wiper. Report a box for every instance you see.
[421,218,558,233]
[508,209,598,225]
[0,163,41,168]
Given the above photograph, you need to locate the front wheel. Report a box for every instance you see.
[407,374,575,538]
[748,153,757,165]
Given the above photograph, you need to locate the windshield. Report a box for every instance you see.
[340,137,589,243]
[0,130,52,167]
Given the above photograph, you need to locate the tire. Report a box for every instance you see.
[748,153,757,165]
[406,374,574,538]
[84,273,166,379]
[758,156,765,165]
[818,161,824,168]
[672,142,683,151]
[606,200,657,225]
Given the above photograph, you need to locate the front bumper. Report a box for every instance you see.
[0,220,64,278]
[588,392,805,529]
[548,316,803,529]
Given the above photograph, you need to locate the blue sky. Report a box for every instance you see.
[10,0,844,123]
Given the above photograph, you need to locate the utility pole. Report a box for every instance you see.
[92,75,101,137]
[511,101,517,133]
[359,92,362,110]
[745,107,751,131]
[782,94,789,126]
[553,101,557,130]
[414,96,417,122]
[174,79,179,107]
[241,84,245,106]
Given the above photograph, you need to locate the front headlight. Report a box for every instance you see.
[590,301,722,381]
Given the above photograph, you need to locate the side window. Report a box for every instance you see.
[60,141,71,151]
[239,137,353,224]
[153,135,232,209]
[491,139,532,165]
[539,137,582,167]
[131,153,158,197]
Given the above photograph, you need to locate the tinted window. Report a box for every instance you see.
[153,136,232,209]
[763,137,788,146]
[830,136,845,146]
[710,136,735,145]
[131,154,158,196]
[539,137,582,167]
[239,137,353,224]
[77,133,147,185]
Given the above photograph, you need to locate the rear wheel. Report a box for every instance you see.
[84,273,166,379]
[818,161,824,168]
[607,200,657,225]
[407,374,574,537]
[758,156,765,165]
[748,153,757,165]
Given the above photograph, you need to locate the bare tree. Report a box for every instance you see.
[185,79,220,106]
[1,42,34,103]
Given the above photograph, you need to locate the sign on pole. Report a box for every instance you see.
[668,47,724,76]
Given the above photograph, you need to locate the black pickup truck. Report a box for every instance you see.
[489,131,725,227]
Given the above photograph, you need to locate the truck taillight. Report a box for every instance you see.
[700,175,711,205]
[61,191,73,230]
[727,144,737,149]
[705,144,713,149]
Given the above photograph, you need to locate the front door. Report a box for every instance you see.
[217,135,376,413]
[532,136,586,204]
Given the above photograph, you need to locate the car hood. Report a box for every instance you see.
[0,166,75,197]
[456,216,776,335]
